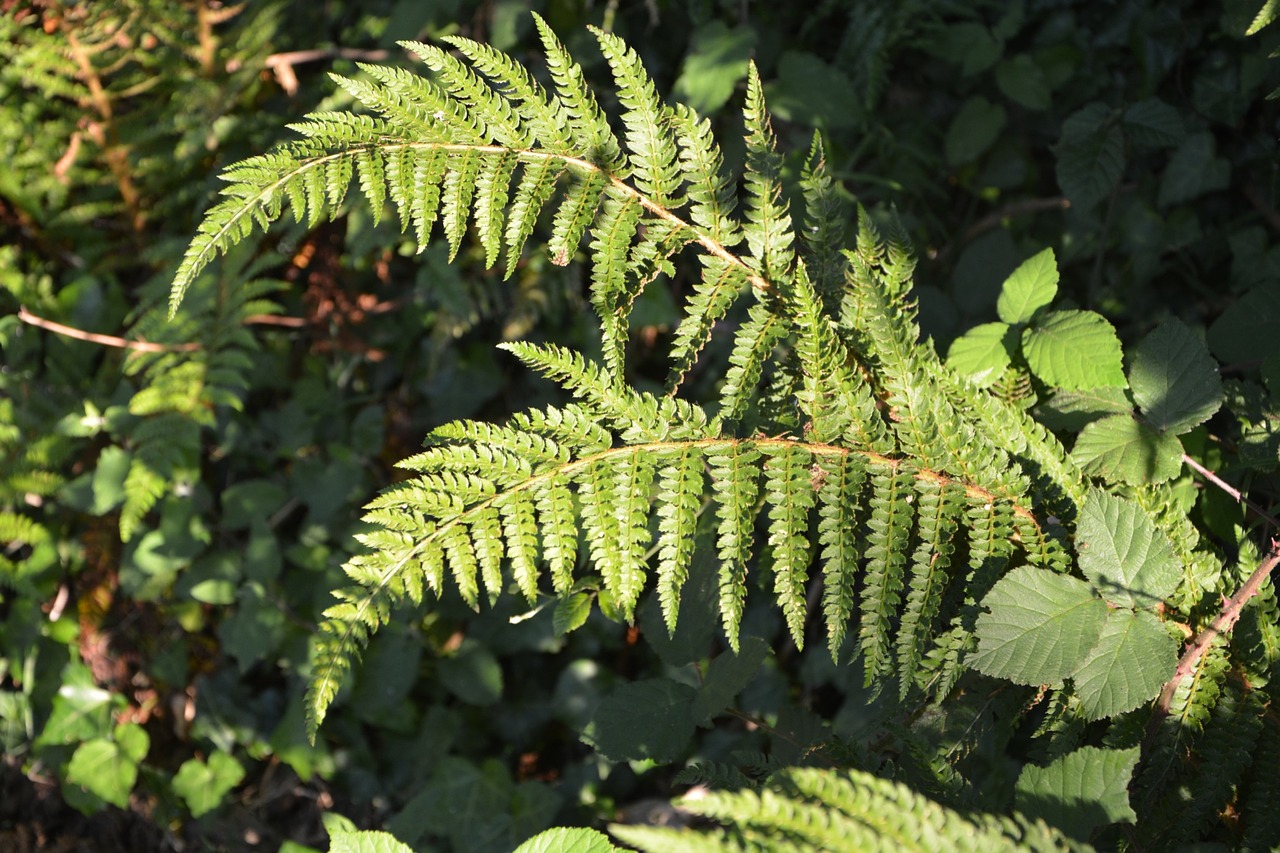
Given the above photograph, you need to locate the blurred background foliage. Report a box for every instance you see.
[1,0,1278,850]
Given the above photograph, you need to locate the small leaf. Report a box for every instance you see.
[972,567,1108,685]
[330,830,415,853]
[587,679,696,763]
[554,592,592,635]
[995,54,1051,110]
[946,322,1015,387]
[173,750,246,818]
[438,639,503,706]
[1076,489,1181,607]
[1055,103,1124,210]
[1023,310,1126,389]
[1016,746,1139,840]
[997,247,1059,324]
[1073,609,1178,720]
[946,95,1007,166]
[692,637,770,724]
[1122,98,1185,148]
[1128,318,1222,434]
[1208,281,1280,364]
[513,827,621,853]
[1072,414,1184,485]
[65,724,150,809]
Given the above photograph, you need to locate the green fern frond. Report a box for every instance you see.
[610,766,1091,853]
[859,462,915,684]
[896,480,965,698]
[708,441,762,650]
[817,453,868,657]
[763,443,818,645]
[741,63,795,284]
[655,447,706,632]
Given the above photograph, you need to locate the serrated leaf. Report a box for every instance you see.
[946,322,1015,387]
[65,723,149,809]
[1016,746,1139,840]
[1207,281,1280,364]
[1122,98,1185,147]
[554,592,592,635]
[997,247,1059,324]
[995,54,1050,110]
[692,636,769,724]
[1129,317,1222,434]
[173,751,246,818]
[1073,609,1178,720]
[1023,310,1126,389]
[330,830,415,853]
[587,679,696,763]
[1076,489,1181,607]
[971,567,1108,685]
[1055,102,1124,210]
[1072,413,1184,485]
[513,827,621,853]
[945,95,1007,166]
[1158,132,1230,208]
[438,639,503,706]
[1035,386,1133,432]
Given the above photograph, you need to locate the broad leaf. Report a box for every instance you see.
[1016,746,1139,840]
[1073,609,1178,720]
[173,750,246,818]
[692,636,769,723]
[1128,318,1222,434]
[1072,414,1183,484]
[946,322,1014,387]
[946,95,1007,166]
[1076,489,1181,607]
[997,248,1059,324]
[513,827,622,853]
[1022,310,1126,390]
[65,723,149,809]
[1035,386,1133,432]
[972,567,1108,686]
[587,679,696,762]
[330,830,414,853]
[1122,98,1185,148]
[1055,103,1124,210]
[1207,280,1280,364]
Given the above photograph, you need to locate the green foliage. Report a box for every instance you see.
[7,0,1280,850]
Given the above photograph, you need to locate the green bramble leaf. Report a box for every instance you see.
[1016,746,1139,840]
[1022,310,1126,390]
[513,828,622,853]
[329,830,415,853]
[1055,102,1124,210]
[1075,489,1181,608]
[971,567,1108,686]
[173,750,246,818]
[946,95,1007,166]
[1207,280,1280,364]
[65,723,149,809]
[587,679,696,763]
[947,322,1014,388]
[1072,609,1177,720]
[1122,98,1185,148]
[997,248,1059,325]
[1072,414,1183,485]
[692,636,770,724]
[1128,318,1222,434]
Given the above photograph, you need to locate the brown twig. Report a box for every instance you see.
[1154,458,1280,716]
[263,47,391,96]
[17,306,200,353]
[1155,540,1280,716]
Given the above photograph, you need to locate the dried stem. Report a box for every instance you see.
[18,306,199,353]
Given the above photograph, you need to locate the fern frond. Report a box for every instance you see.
[655,447,706,633]
[859,462,915,684]
[763,443,817,645]
[590,26,681,207]
[531,12,624,171]
[719,302,787,426]
[896,480,965,698]
[741,63,795,284]
[816,453,868,658]
[708,441,763,650]
[799,134,851,312]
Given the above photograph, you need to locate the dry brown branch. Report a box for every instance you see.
[17,306,200,353]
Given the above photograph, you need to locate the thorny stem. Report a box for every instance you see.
[1154,457,1280,717]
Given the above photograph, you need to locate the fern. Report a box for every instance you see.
[171,22,1214,815]
[609,766,1091,852]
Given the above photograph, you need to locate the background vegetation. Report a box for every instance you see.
[2,0,1279,850]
